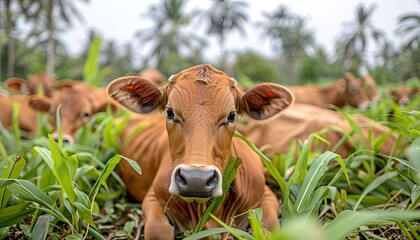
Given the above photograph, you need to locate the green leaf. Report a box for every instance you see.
[0,179,55,208]
[295,151,339,213]
[248,208,264,240]
[83,36,101,85]
[234,132,288,197]
[0,156,25,208]
[324,210,420,240]
[0,203,35,228]
[353,171,398,210]
[31,214,53,240]
[48,135,77,206]
[194,157,241,233]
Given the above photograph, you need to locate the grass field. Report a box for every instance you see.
[0,81,419,239]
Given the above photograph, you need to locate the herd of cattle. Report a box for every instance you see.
[0,65,418,239]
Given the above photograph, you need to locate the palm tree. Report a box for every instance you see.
[135,0,203,70]
[257,4,314,83]
[396,0,420,78]
[26,0,89,75]
[396,0,420,50]
[336,3,384,74]
[0,0,32,78]
[204,0,249,49]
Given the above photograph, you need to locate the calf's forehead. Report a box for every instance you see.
[167,65,237,112]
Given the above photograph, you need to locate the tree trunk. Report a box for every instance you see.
[46,35,55,74]
[5,0,15,77]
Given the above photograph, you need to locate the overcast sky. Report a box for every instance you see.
[65,0,419,65]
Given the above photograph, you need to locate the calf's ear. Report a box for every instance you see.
[4,77,29,94]
[107,76,166,114]
[27,95,51,112]
[239,83,294,120]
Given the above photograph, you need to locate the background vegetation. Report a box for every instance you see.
[0,0,419,239]
[0,0,419,86]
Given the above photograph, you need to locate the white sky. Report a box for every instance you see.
[64,0,419,66]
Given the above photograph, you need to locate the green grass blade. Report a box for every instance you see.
[295,151,339,213]
[88,154,140,200]
[11,103,21,150]
[234,132,288,197]
[194,157,241,233]
[353,171,398,210]
[324,210,420,240]
[0,202,34,228]
[48,135,77,206]
[0,156,25,208]
[248,208,265,240]
[31,214,53,240]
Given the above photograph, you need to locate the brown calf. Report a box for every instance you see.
[237,103,398,158]
[27,81,115,143]
[361,75,382,102]
[389,86,419,105]
[288,73,370,109]
[4,72,56,97]
[0,95,38,134]
[107,64,295,239]
[139,68,167,86]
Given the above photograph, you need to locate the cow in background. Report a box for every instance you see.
[237,103,399,159]
[27,80,117,143]
[0,95,38,134]
[4,72,56,97]
[139,68,167,86]
[361,75,382,102]
[107,64,294,238]
[288,72,370,109]
[1,72,57,134]
[389,86,419,106]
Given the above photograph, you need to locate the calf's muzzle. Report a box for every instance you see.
[169,164,222,199]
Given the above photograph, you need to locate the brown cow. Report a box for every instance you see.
[288,73,370,109]
[361,75,382,102]
[4,72,56,97]
[27,81,116,143]
[107,64,295,239]
[139,68,167,86]
[237,103,398,158]
[0,95,38,134]
[389,86,419,105]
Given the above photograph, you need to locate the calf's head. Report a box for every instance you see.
[390,86,419,106]
[4,72,55,97]
[27,85,114,143]
[338,72,370,109]
[107,64,294,201]
[361,75,382,102]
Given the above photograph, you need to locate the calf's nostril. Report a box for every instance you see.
[176,169,187,186]
[206,171,218,188]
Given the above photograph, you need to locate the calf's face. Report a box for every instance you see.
[339,73,370,109]
[4,72,55,97]
[28,88,112,143]
[361,75,382,102]
[390,87,419,105]
[107,64,294,201]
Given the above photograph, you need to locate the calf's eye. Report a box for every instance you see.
[167,108,175,120]
[81,112,91,119]
[227,111,236,123]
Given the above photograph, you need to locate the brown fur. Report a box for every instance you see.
[4,72,56,97]
[389,86,419,105]
[361,75,382,102]
[28,82,116,143]
[237,103,398,158]
[139,68,167,86]
[288,73,370,109]
[107,64,294,239]
[0,95,38,134]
